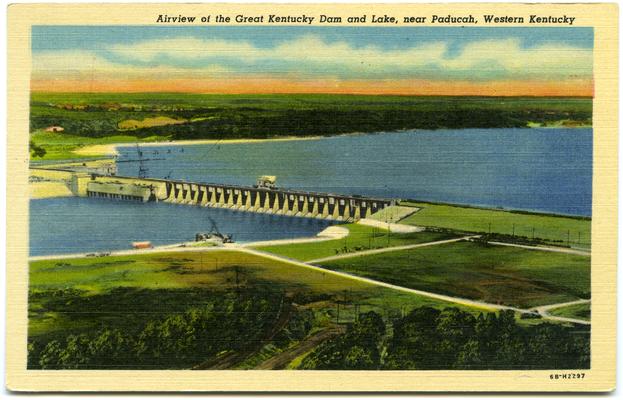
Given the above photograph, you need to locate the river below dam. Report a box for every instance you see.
[30,128,592,256]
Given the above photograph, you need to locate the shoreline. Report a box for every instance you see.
[74,135,329,158]
[71,124,591,159]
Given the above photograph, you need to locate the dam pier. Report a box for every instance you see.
[63,171,397,223]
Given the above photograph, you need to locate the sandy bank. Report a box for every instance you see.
[76,136,326,158]
[358,218,424,233]
[73,144,120,157]
[242,226,349,248]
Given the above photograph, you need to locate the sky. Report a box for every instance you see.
[31,26,594,96]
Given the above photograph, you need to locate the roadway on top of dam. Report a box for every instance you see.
[97,173,398,204]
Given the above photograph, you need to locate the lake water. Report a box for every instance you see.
[30,128,592,256]
[118,128,593,216]
[30,197,333,256]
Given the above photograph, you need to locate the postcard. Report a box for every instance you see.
[5,2,618,392]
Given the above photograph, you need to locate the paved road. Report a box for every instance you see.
[28,242,226,261]
[240,247,525,314]
[488,241,590,257]
[531,299,591,326]
[30,235,590,325]
[241,246,591,325]
[307,235,477,264]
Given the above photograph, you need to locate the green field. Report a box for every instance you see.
[549,302,591,321]
[30,93,592,160]
[29,131,163,160]
[28,246,590,370]
[320,240,590,309]
[401,202,591,248]
[29,249,470,339]
[253,223,458,261]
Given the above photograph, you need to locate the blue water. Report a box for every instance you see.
[118,128,593,216]
[30,128,592,256]
[29,197,333,256]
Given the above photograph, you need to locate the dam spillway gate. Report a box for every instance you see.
[72,174,397,222]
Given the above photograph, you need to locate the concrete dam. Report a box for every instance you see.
[69,173,397,222]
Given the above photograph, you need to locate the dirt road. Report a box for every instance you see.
[255,325,346,370]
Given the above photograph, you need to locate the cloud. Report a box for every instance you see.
[109,37,260,63]
[439,39,592,78]
[32,34,593,84]
[32,50,231,80]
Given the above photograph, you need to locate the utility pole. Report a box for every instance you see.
[532,227,535,240]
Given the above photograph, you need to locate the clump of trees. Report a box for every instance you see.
[28,286,590,371]
[29,140,46,158]
[28,290,288,369]
[299,307,589,370]
[300,311,386,370]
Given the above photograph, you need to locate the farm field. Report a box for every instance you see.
[320,240,590,309]
[253,223,459,261]
[401,201,591,248]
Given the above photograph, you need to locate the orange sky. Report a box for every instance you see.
[31,77,593,97]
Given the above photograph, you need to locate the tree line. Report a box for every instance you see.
[30,105,592,139]
[299,307,589,370]
[28,289,296,369]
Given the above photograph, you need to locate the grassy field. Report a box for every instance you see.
[320,240,590,309]
[253,223,459,261]
[548,302,591,321]
[29,131,164,160]
[28,249,472,338]
[30,93,592,160]
[401,202,591,248]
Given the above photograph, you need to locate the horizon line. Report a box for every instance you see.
[30,91,594,99]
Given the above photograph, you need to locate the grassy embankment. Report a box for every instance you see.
[253,223,459,262]
[320,240,590,309]
[30,93,592,160]
[364,205,420,222]
[400,201,591,248]
[548,302,591,321]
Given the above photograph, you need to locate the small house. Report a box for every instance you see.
[45,126,64,132]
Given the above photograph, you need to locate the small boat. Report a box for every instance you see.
[132,241,152,249]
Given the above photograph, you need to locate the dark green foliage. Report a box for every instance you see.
[30,94,592,139]
[384,307,590,370]
[299,311,385,370]
[29,140,46,158]
[299,307,589,370]
[272,309,314,348]
[28,287,287,369]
